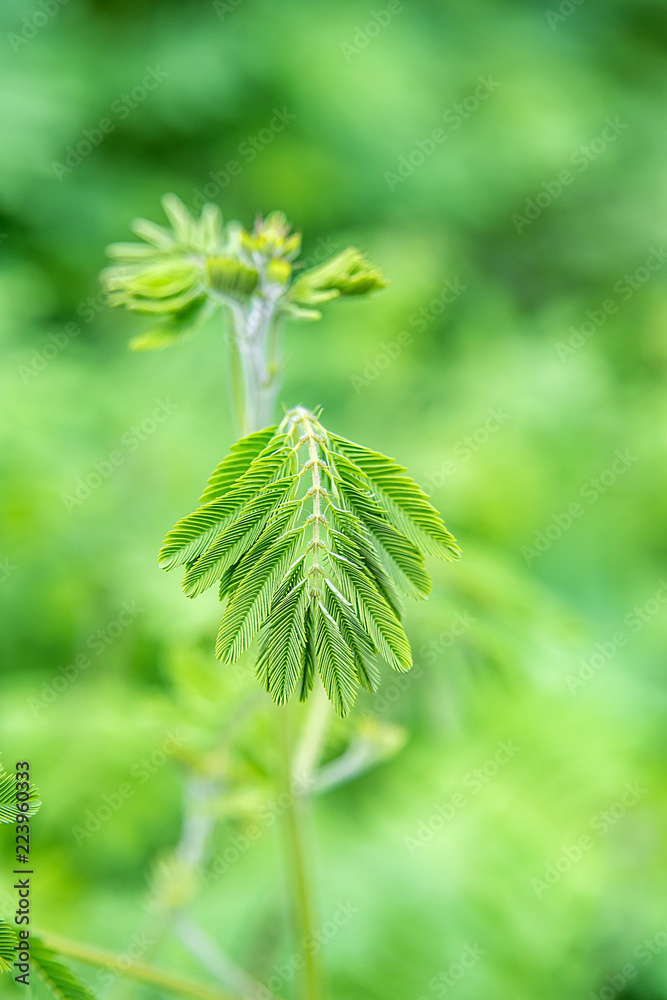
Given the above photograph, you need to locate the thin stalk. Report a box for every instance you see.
[224,316,248,439]
[174,915,276,1000]
[277,708,322,1000]
[292,682,332,790]
[226,291,323,1000]
[35,931,244,1000]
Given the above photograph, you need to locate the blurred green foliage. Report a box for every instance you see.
[1,1,667,998]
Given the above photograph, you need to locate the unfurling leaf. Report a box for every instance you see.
[160,408,459,716]
[290,248,387,305]
[102,198,387,349]
[206,257,259,298]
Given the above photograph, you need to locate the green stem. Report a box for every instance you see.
[292,683,332,789]
[223,310,248,439]
[277,708,322,1000]
[228,292,323,1000]
[35,931,245,1000]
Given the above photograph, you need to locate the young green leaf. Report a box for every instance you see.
[215,528,302,663]
[160,407,458,715]
[335,474,431,597]
[330,552,412,673]
[332,434,461,560]
[102,199,387,349]
[257,565,309,705]
[182,477,297,597]
[199,426,278,504]
[315,601,358,717]
[158,436,291,570]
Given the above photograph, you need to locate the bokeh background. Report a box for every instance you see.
[2,1,667,998]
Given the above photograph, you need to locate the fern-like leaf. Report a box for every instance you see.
[160,407,459,715]
[0,762,40,824]
[315,601,358,716]
[103,199,387,347]
[334,466,431,598]
[331,552,412,673]
[31,939,96,1000]
[332,435,461,560]
[323,581,380,692]
[215,528,302,663]
[182,477,297,597]
[199,426,277,504]
[0,920,17,973]
[257,566,308,705]
[158,435,291,570]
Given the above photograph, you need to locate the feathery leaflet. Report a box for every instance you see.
[160,408,459,715]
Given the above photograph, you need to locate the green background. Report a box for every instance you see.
[1,0,667,998]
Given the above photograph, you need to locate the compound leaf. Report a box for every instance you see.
[215,528,301,663]
[332,435,460,560]
[199,427,277,504]
[160,408,458,715]
[315,601,358,717]
[257,568,308,705]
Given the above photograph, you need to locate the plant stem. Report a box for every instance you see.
[293,683,332,790]
[226,293,323,1000]
[174,915,275,1000]
[277,707,322,1000]
[35,931,245,1000]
